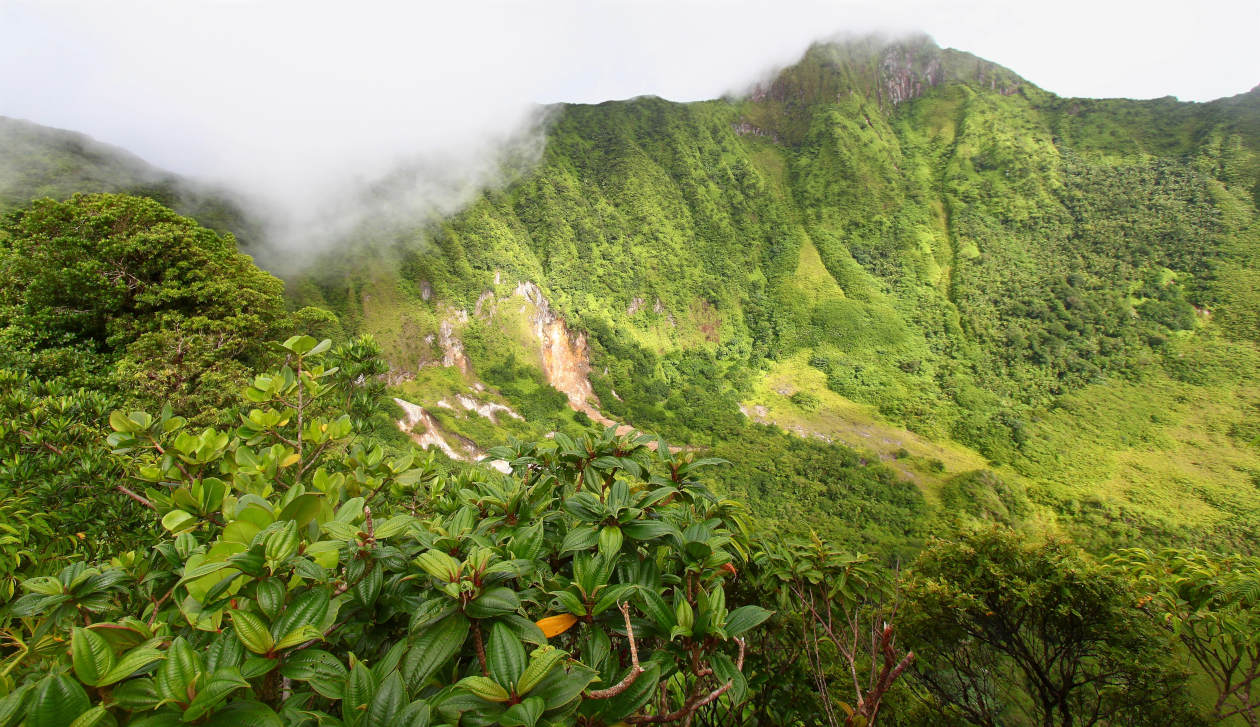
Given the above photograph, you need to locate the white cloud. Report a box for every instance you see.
[1,0,1255,260]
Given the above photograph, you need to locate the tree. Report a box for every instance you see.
[0,193,286,415]
[755,533,913,727]
[901,528,1193,727]
[1115,548,1260,725]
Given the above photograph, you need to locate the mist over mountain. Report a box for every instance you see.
[3,29,1260,725]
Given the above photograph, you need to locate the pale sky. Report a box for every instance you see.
[1,0,1256,252]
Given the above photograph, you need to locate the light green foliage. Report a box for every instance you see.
[0,336,778,726]
[0,372,148,599]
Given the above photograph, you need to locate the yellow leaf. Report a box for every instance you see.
[281,453,301,468]
[535,613,578,638]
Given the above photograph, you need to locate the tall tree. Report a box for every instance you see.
[901,528,1194,727]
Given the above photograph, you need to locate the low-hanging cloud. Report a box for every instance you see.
[1,0,1256,267]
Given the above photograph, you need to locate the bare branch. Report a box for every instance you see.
[587,602,645,699]
[627,638,747,725]
[116,485,156,510]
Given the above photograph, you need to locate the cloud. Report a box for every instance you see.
[1,0,1256,264]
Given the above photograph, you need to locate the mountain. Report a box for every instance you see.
[289,35,1260,553]
[0,115,263,249]
[8,35,1260,554]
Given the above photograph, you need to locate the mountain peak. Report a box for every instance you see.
[748,34,1026,106]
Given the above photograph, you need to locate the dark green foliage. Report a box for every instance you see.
[0,116,264,249]
[710,425,927,557]
[902,529,1196,727]
[0,193,286,415]
[938,470,1029,529]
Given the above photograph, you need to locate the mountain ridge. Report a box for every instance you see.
[4,34,1260,553]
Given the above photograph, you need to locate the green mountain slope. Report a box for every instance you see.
[293,35,1260,552]
[0,116,263,248]
[6,35,1259,555]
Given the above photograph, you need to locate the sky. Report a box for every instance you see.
[1,0,1257,254]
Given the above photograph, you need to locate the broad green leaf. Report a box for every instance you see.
[597,525,623,555]
[723,605,772,637]
[415,550,460,582]
[0,684,33,727]
[396,701,432,727]
[182,668,249,722]
[280,649,346,700]
[154,638,200,705]
[528,662,598,710]
[487,622,527,688]
[353,562,383,607]
[344,662,378,724]
[364,672,406,727]
[21,577,63,596]
[254,579,285,621]
[594,662,660,721]
[160,510,197,534]
[401,615,468,693]
[620,520,676,541]
[372,515,412,539]
[240,655,278,679]
[111,678,160,711]
[67,706,115,727]
[275,624,324,651]
[517,646,566,696]
[675,599,694,632]
[71,627,116,686]
[560,526,598,553]
[264,521,299,564]
[27,674,90,727]
[709,651,748,705]
[466,586,520,619]
[454,675,509,702]
[202,701,283,727]
[230,610,275,655]
[499,696,544,727]
[278,493,324,528]
[100,647,164,685]
[270,587,331,641]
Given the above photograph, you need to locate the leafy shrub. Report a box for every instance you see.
[0,335,772,725]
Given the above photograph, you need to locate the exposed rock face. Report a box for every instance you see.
[438,309,471,375]
[394,397,471,461]
[731,121,780,142]
[878,45,944,105]
[474,290,496,318]
[513,282,603,417]
[443,393,523,424]
[394,397,510,473]
[415,280,650,441]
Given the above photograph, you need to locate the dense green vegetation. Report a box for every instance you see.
[292,35,1260,555]
[1,33,1258,725]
